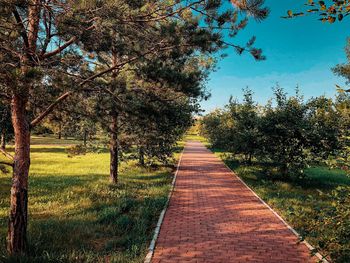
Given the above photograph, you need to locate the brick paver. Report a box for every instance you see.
[152,141,317,263]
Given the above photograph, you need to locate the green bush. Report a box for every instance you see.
[302,186,350,262]
[201,87,344,179]
[66,144,87,157]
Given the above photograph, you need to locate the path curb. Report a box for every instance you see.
[144,149,185,263]
[215,151,329,263]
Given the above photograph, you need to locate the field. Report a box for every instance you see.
[0,136,181,263]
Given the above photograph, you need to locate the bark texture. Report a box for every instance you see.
[1,129,5,150]
[83,129,88,146]
[7,0,40,253]
[7,94,30,254]
[139,146,145,166]
[58,122,62,139]
[109,112,118,184]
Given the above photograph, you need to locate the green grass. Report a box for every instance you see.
[211,149,350,262]
[0,136,181,263]
[182,133,208,144]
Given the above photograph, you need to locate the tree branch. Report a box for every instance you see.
[0,92,11,100]
[41,36,77,59]
[79,43,183,86]
[40,6,53,56]
[30,91,71,127]
[12,7,29,49]
[122,0,205,23]
[0,148,14,161]
[28,40,190,127]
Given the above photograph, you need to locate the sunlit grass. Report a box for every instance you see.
[0,137,182,263]
[182,133,208,144]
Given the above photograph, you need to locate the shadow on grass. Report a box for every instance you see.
[30,147,67,153]
[0,191,167,262]
[0,166,172,263]
[127,172,173,181]
[211,147,350,191]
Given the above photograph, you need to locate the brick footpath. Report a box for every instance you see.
[151,141,316,263]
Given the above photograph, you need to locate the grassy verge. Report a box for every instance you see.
[182,133,208,144]
[211,149,350,262]
[0,136,183,263]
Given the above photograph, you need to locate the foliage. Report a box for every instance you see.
[323,93,350,173]
[285,0,350,23]
[258,87,311,178]
[201,109,231,149]
[302,186,350,262]
[307,96,342,159]
[201,87,345,179]
[227,89,260,163]
[333,38,350,92]
[65,144,87,158]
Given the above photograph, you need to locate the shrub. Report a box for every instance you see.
[66,144,87,157]
[302,186,350,262]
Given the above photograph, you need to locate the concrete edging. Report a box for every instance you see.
[144,149,185,263]
[216,153,329,263]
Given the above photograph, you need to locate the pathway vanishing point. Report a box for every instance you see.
[151,141,318,263]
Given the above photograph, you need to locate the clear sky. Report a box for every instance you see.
[201,0,350,112]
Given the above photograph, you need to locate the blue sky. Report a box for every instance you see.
[201,0,350,112]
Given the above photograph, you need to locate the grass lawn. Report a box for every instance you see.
[0,136,182,263]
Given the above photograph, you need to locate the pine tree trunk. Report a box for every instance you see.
[58,122,62,139]
[7,94,30,254]
[7,0,39,255]
[1,129,6,150]
[83,129,88,147]
[139,146,145,166]
[248,153,252,165]
[110,112,118,184]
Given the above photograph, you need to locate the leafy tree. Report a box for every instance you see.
[307,96,342,160]
[201,109,232,149]
[226,88,260,163]
[128,91,196,166]
[0,0,104,253]
[327,93,350,172]
[258,87,310,178]
[333,38,350,92]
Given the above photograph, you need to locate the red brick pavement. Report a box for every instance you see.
[151,141,317,263]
